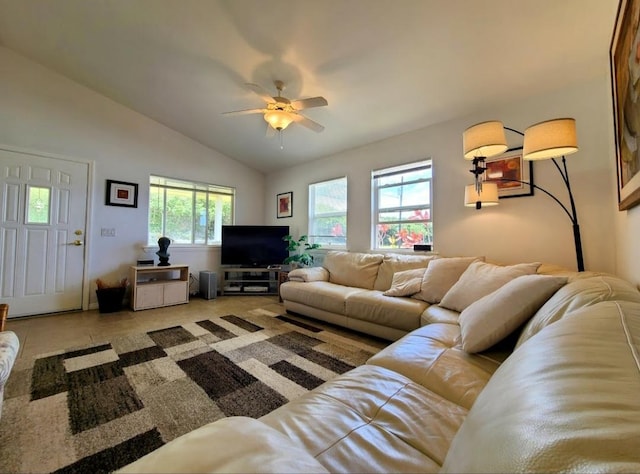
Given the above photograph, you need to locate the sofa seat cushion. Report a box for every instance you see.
[442,300,640,473]
[345,290,428,331]
[324,251,384,289]
[280,281,367,315]
[261,364,467,473]
[367,324,501,409]
[118,417,329,474]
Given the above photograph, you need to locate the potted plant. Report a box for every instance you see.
[283,235,321,268]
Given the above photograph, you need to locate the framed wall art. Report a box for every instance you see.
[277,191,293,218]
[484,152,534,199]
[611,0,640,210]
[105,179,138,208]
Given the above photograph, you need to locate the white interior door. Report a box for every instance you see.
[0,149,88,317]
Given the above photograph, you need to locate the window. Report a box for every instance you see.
[308,177,347,247]
[372,160,432,249]
[149,176,234,245]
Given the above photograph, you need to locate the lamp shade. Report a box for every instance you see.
[523,118,578,160]
[264,110,294,130]
[463,121,508,160]
[464,182,499,207]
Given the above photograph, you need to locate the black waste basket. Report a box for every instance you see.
[96,287,125,313]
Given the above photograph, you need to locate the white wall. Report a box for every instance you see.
[0,47,265,307]
[4,43,639,300]
[266,74,618,276]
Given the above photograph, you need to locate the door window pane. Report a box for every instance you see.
[26,186,50,224]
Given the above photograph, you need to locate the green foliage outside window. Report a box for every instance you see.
[149,177,233,245]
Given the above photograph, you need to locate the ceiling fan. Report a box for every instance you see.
[223,80,328,134]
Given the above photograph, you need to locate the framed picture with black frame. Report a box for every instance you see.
[277,191,293,218]
[105,179,138,208]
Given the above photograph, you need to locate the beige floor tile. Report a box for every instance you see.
[5,296,287,367]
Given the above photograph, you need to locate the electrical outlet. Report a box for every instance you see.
[101,228,116,237]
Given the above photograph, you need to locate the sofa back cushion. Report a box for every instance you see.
[323,251,384,290]
[373,254,437,291]
[515,274,640,348]
[442,300,640,473]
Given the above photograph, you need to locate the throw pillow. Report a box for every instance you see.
[373,254,438,291]
[439,261,541,312]
[458,274,568,353]
[383,268,426,297]
[412,256,483,304]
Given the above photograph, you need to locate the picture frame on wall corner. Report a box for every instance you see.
[611,0,640,211]
[277,191,293,218]
[483,152,534,199]
[105,179,138,208]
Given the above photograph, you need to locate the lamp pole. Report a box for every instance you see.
[491,154,584,272]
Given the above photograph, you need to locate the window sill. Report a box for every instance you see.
[142,244,221,253]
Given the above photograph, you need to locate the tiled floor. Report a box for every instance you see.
[6,295,290,371]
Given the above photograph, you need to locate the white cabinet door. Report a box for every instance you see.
[163,281,188,305]
[136,285,164,310]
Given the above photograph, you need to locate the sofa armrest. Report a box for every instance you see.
[0,330,19,419]
[420,305,459,326]
[0,331,19,383]
[118,416,329,474]
[287,267,329,282]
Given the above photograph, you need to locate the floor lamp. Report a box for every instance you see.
[462,118,584,272]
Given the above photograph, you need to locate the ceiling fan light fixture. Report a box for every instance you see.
[264,109,293,131]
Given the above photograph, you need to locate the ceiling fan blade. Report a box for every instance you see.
[290,96,328,110]
[222,108,265,116]
[246,83,276,103]
[292,113,325,133]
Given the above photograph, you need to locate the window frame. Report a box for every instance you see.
[148,175,235,246]
[371,160,433,250]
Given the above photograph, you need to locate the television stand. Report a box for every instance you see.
[221,267,282,296]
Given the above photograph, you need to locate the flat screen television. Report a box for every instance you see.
[221,225,290,267]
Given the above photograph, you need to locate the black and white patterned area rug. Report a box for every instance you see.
[0,311,384,473]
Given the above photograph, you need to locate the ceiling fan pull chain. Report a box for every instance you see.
[279,129,284,149]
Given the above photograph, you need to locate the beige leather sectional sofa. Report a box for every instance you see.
[281,250,550,341]
[121,252,640,473]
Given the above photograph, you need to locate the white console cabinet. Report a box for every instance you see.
[130,264,189,311]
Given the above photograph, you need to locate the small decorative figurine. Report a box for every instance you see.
[156,236,171,266]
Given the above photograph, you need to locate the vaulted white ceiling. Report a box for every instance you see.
[0,0,619,173]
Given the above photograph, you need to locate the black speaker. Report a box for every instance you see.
[199,271,217,299]
[413,244,432,252]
